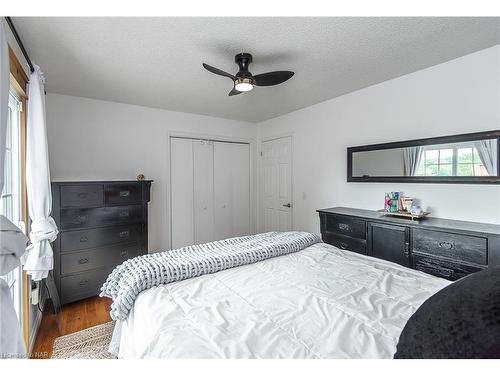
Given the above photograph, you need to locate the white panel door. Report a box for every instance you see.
[261,137,292,232]
[170,137,194,249]
[214,142,250,240]
[193,140,215,244]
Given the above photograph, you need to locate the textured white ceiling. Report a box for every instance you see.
[12,17,500,122]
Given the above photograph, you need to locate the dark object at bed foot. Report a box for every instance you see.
[394,266,500,359]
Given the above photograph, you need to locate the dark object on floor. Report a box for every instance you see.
[394,266,500,358]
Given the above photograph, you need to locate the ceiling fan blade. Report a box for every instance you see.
[228,87,242,96]
[253,71,294,86]
[202,63,235,80]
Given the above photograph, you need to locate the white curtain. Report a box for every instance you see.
[21,65,58,281]
[474,139,498,176]
[403,146,423,176]
[0,23,28,358]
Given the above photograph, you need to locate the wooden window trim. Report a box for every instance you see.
[8,45,30,349]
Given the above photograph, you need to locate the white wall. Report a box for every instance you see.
[46,94,257,251]
[258,45,500,235]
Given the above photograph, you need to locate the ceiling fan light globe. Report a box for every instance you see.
[234,78,254,92]
[235,82,253,92]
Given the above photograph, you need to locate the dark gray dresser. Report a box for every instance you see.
[52,180,152,305]
[317,207,500,281]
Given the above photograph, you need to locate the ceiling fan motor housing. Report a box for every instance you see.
[235,53,253,79]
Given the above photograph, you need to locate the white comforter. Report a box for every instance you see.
[110,242,450,358]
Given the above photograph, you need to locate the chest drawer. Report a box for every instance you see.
[322,233,367,255]
[60,224,143,252]
[323,214,366,240]
[60,184,103,208]
[105,183,142,205]
[60,267,112,304]
[412,228,487,266]
[413,254,485,281]
[60,244,142,275]
[60,205,144,229]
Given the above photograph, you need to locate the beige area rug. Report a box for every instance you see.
[51,321,117,359]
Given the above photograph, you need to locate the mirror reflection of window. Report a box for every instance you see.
[414,141,496,177]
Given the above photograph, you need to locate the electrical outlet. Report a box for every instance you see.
[30,281,39,305]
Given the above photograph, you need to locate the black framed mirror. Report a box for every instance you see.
[347,130,500,184]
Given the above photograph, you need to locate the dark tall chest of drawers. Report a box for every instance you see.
[51,180,152,305]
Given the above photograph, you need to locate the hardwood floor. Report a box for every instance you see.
[31,296,112,359]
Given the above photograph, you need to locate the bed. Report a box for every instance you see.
[108,240,450,358]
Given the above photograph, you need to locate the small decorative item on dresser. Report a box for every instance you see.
[384,192,401,213]
[400,196,414,212]
[137,174,145,181]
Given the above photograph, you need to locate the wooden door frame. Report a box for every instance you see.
[259,134,294,233]
[8,45,30,349]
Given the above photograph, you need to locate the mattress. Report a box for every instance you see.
[110,242,451,358]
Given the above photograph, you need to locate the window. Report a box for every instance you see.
[0,89,24,320]
[415,143,488,177]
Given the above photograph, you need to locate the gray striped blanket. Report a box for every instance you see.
[100,231,320,321]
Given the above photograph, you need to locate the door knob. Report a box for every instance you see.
[282,203,292,208]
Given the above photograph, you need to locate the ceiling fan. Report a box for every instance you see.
[202,53,294,96]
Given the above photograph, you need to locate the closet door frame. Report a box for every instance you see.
[167,131,256,250]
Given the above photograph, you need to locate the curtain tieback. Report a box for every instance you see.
[28,217,58,247]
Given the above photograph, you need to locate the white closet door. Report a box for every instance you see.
[214,142,250,240]
[214,142,233,240]
[229,143,250,236]
[170,138,194,249]
[193,140,215,244]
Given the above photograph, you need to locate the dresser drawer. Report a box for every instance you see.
[60,184,103,208]
[60,205,144,229]
[60,267,112,304]
[104,183,142,205]
[324,214,366,240]
[60,244,141,275]
[60,224,143,252]
[412,228,487,266]
[413,254,484,281]
[322,233,367,255]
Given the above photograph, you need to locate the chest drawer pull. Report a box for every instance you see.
[77,192,88,198]
[78,280,89,287]
[338,242,348,250]
[438,268,454,278]
[120,250,129,257]
[78,258,89,264]
[438,241,455,250]
[79,236,88,243]
[120,190,131,197]
[119,210,130,217]
[338,223,351,232]
[73,215,87,224]
[119,230,130,238]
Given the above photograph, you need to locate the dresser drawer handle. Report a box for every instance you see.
[438,268,453,278]
[79,236,89,242]
[120,190,131,197]
[120,250,128,257]
[78,258,89,264]
[73,215,87,224]
[338,242,348,250]
[119,230,130,238]
[119,210,130,217]
[77,192,88,199]
[338,223,351,232]
[78,280,89,287]
[438,241,454,250]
